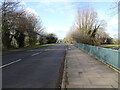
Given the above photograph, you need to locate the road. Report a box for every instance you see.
[2,43,66,88]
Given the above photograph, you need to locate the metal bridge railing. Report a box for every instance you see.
[74,43,120,70]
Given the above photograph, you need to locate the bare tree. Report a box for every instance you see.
[24,12,44,46]
[66,7,111,45]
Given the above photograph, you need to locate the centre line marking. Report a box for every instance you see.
[0,59,22,68]
[44,49,48,51]
[31,53,39,56]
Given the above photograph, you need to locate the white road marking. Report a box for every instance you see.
[0,59,22,68]
[0,51,42,68]
[29,50,34,51]
[27,50,34,52]
[31,53,39,56]
[44,49,48,51]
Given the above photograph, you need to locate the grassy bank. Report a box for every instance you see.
[100,44,120,49]
[26,43,56,50]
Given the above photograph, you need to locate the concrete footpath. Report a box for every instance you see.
[63,45,119,88]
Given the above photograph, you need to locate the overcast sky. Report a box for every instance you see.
[22,1,118,39]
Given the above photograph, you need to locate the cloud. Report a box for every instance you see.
[20,1,26,5]
[108,17,118,25]
[34,2,76,15]
[106,16,118,38]
[22,0,73,2]
[46,26,70,39]
[25,7,39,16]
[21,0,119,2]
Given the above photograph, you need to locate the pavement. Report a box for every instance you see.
[64,45,119,89]
[2,43,66,88]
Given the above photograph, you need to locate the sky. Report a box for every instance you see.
[21,1,118,39]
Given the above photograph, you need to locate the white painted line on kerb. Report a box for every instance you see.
[31,53,39,56]
[0,59,22,68]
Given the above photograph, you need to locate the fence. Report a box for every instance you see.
[74,43,120,70]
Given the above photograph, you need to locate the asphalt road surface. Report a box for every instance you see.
[2,43,66,88]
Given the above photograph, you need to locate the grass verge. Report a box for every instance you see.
[66,43,72,45]
[3,43,56,56]
[101,44,119,49]
[26,43,56,50]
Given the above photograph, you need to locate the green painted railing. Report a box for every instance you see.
[74,43,120,70]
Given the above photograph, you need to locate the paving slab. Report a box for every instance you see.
[66,45,119,89]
